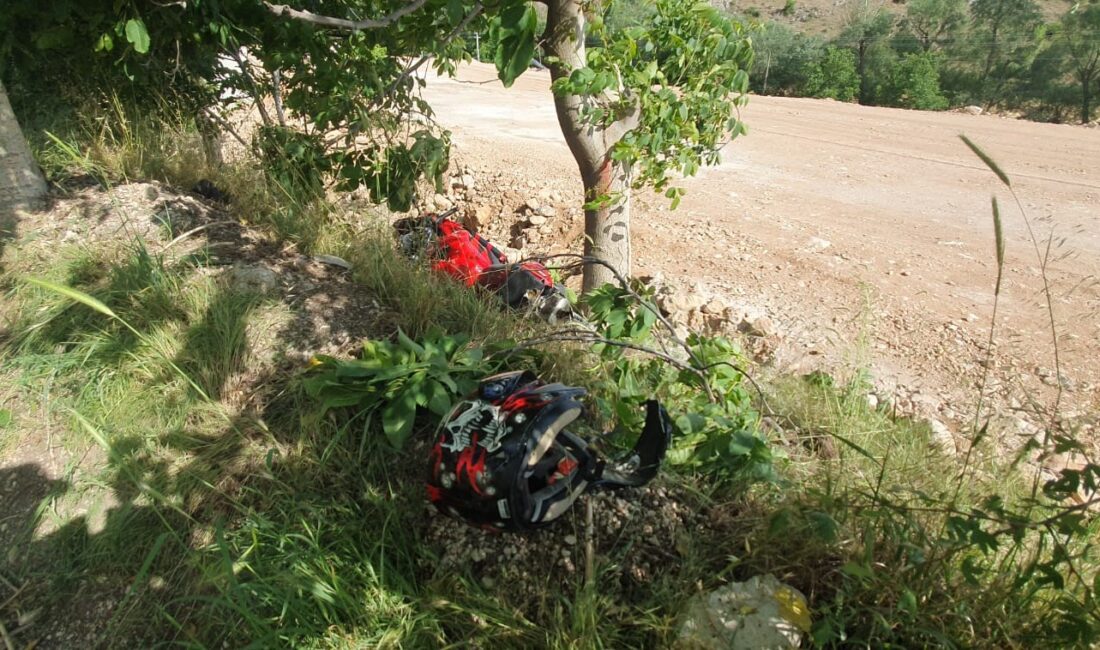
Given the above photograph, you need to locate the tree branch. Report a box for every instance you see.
[264,0,427,30]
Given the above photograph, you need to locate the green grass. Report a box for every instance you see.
[1,109,1096,648]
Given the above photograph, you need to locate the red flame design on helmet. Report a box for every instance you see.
[454,433,487,495]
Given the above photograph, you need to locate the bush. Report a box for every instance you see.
[883,52,949,109]
[805,47,861,102]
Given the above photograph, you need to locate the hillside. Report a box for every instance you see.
[713,0,1072,37]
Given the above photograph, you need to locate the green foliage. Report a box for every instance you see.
[748,374,1100,647]
[304,330,487,448]
[884,52,949,109]
[605,0,658,33]
[256,126,330,202]
[1053,3,1100,123]
[905,0,968,51]
[749,22,826,96]
[552,0,754,196]
[581,283,767,481]
[805,47,861,101]
[493,3,539,87]
[967,0,1043,104]
[838,0,896,103]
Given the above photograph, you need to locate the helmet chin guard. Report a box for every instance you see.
[427,371,671,530]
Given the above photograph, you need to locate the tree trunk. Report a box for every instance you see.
[0,79,47,214]
[857,41,869,105]
[544,0,639,293]
[582,159,632,292]
[1082,75,1093,125]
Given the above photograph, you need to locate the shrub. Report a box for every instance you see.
[805,47,861,101]
[884,52,949,109]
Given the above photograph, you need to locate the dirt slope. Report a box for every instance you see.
[422,62,1099,453]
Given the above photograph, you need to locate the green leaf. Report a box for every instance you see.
[95,33,114,53]
[381,389,418,448]
[806,510,838,542]
[446,0,463,24]
[841,561,873,579]
[898,589,918,615]
[425,380,452,416]
[0,409,11,428]
[397,328,426,357]
[125,18,151,54]
[495,5,537,87]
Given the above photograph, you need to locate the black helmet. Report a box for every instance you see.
[427,371,671,530]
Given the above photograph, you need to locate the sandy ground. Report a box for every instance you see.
[423,62,1100,444]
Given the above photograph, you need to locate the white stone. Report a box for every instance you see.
[433,193,452,211]
[926,418,957,454]
[228,265,279,294]
[678,574,809,649]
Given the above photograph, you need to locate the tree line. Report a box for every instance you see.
[746,0,1099,123]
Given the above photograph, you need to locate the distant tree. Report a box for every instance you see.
[883,52,949,109]
[838,0,896,104]
[805,46,861,102]
[905,0,968,51]
[970,0,1042,103]
[749,22,825,95]
[1054,4,1100,123]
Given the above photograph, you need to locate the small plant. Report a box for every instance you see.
[303,329,489,447]
[580,283,769,482]
[782,0,798,17]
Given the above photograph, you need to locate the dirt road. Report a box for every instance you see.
[423,62,1099,448]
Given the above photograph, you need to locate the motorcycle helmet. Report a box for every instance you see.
[427,370,671,530]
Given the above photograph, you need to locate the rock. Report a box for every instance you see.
[926,417,957,454]
[677,574,810,649]
[537,204,557,218]
[313,254,352,270]
[525,197,541,212]
[467,205,495,231]
[865,393,879,410]
[738,316,774,338]
[808,236,831,251]
[656,284,705,319]
[564,534,577,545]
[433,193,452,211]
[963,105,984,115]
[528,214,548,226]
[461,173,476,190]
[701,298,726,315]
[228,265,279,294]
